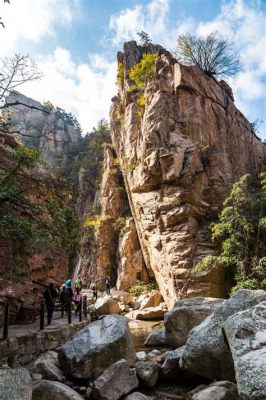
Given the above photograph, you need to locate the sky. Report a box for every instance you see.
[0,0,265,139]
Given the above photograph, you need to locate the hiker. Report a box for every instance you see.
[105,276,111,295]
[73,287,82,315]
[75,276,82,291]
[65,277,73,298]
[91,282,97,300]
[43,283,58,325]
[59,284,68,315]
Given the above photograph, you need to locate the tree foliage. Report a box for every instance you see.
[195,174,266,292]
[176,31,240,78]
[129,53,158,89]
[55,118,111,190]
[137,31,152,46]
[0,142,79,280]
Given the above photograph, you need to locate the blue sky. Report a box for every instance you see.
[0,0,265,139]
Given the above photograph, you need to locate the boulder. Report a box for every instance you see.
[29,350,64,382]
[191,381,239,400]
[160,346,185,380]
[124,393,150,400]
[92,359,138,400]
[95,297,120,315]
[136,351,147,361]
[180,289,266,381]
[135,305,166,320]
[0,367,32,400]
[111,290,133,305]
[157,351,171,364]
[129,301,141,310]
[144,328,166,346]
[165,297,223,347]
[223,301,266,399]
[134,361,160,388]
[58,315,136,380]
[32,380,83,400]
[140,291,163,309]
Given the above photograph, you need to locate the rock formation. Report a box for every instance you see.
[109,41,266,308]
[6,91,81,159]
[75,145,150,289]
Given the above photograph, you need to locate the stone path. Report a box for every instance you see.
[0,288,94,340]
[0,309,84,339]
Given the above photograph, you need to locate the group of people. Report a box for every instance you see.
[43,275,112,326]
[90,276,111,300]
[43,276,83,325]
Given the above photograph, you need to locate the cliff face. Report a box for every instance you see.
[0,137,72,325]
[75,145,150,289]
[6,91,81,160]
[109,42,266,308]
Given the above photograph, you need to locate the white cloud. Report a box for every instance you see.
[20,47,116,133]
[1,0,265,137]
[196,0,266,134]
[109,0,175,48]
[0,0,77,55]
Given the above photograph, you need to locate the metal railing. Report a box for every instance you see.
[2,295,88,339]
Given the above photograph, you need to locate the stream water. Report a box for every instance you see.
[128,319,194,400]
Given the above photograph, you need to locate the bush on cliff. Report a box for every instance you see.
[176,31,240,78]
[129,53,158,89]
[195,173,266,292]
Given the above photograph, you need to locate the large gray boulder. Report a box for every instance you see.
[223,301,266,399]
[160,346,185,380]
[58,315,136,380]
[0,367,32,400]
[165,297,223,347]
[124,393,149,400]
[95,297,120,315]
[29,350,64,382]
[180,289,266,381]
[144,328,166,346]
[134,361,160,388]
[92,359,138,400]
[191,381,239,400]
[32,380,83,400]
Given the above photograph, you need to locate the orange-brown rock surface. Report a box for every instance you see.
[110,41,266,308]
[74,145,149,289]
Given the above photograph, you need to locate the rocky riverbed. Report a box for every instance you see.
[0,289,265,399]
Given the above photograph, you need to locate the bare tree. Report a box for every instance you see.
[176,31,240,78]
[0,54,43,105]
[0,54,45,138]
[0,0,10,28]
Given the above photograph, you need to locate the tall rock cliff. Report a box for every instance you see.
[75,145,150,289]
[109,41,266,308]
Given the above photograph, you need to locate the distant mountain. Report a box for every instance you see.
[6,91,82,160]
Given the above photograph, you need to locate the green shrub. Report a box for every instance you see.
[116,62,124,87]
[194,173,266,293]
[129,280,159,296]
[129,53,158,89]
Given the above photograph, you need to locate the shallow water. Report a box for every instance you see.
[128,318,194,400]
[128,319,162,352]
